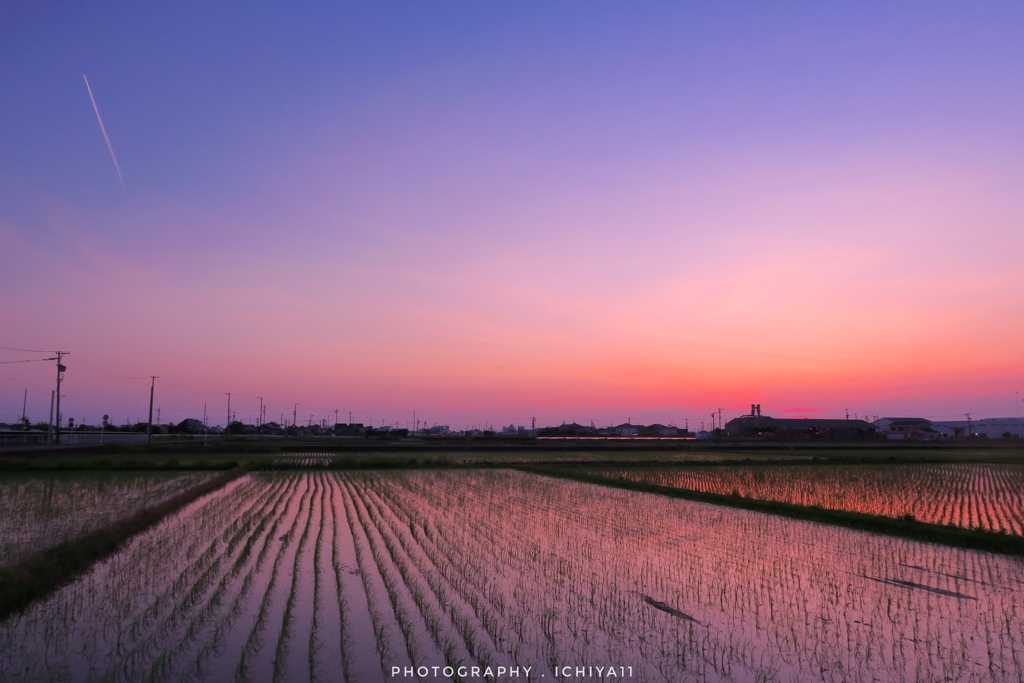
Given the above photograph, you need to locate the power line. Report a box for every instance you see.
[0,345,50,353]
[68,353,148,380]
[0,358,57,365]
[158,378,224,396]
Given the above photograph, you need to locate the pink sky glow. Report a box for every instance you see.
[2,4,1023,428]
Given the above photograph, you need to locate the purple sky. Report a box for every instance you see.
[2,3,1023,429]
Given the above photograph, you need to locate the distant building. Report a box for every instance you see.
[613,423,638,437]
[930,418,1024,439]
[724,414,876,441]
[538,422,598,437]
[259,421,284,435]
[333,423,366,436]
[175,418,206,434]
[876,418,942,441]
[639,423,678,437]
[872,417,1023,440]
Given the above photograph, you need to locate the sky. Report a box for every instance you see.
[2,2,1023,430]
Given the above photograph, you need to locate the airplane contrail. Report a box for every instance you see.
[83,73,125,192]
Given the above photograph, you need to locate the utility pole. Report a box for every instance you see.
[21,389,27,425]
[965,413,973,438]
[335,408,339,427]
[293,403,299,428]
[718,408,723,431]
[256,397,264,440]
[147,376,158,445]
[845,408,849,420]
[225,393,231,439]
[53,351,68,445]
[203,403,208,446]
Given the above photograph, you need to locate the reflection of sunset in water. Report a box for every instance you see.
[596,463,1024,534]
[3,469,1023,682]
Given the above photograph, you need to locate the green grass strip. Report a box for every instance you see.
[0,465,249,620]
[521,465,1024,557]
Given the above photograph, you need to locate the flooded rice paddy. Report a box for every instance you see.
[1,469,1022,682]
[588,463,1024,534]
[0,471,216,564]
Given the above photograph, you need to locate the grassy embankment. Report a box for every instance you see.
[523,465,1024,557]
[0,465,248,620]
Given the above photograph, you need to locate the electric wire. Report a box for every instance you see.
[68,353,148,380]
[0,345,50,353]
[159,378,226,396]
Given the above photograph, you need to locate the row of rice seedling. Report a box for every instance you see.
[355,469,1024,682]
[275,472,323,682]
[0,472,265,681]
[119,475,296,683]
[3,469,1022,681]
[307,473,332,681]
[234,474,318,681]
[587,463,1024,534]
[340,474,448,670]
[346,474,498,671]
[273,453,338,467]
[325,474,388,681]
[101,475,286,680]
[367,471,696,676]
[188,476,303,681]
[348,474,558,675]
[0,471,217,564]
